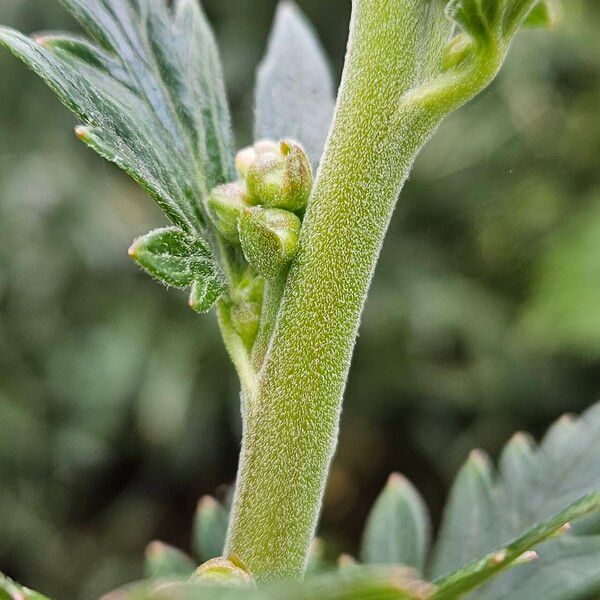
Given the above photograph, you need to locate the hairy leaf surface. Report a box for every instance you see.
[361,473,431,573]
[254,1,335,168]
[431,402,600,599]
[0,0,235,242]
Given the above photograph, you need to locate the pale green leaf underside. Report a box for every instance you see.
[0,0,235,241]
[144,541,196,580]
[193,497,230,563]
[361,474,431,573]
[254,1,335,168]
[431,401,600,599]
[432,492,600,600]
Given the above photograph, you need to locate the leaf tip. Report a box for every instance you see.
[387,472,407,487]
[75,125,89,141]
[197,495,219,512]
[145,540,167,560]
[509,430,535,450]
[337,553,357,568]
[491,548,508,565]
[515,550,538,564]
[468,448,491,469]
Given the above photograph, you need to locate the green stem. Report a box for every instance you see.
[251,273,287,369]
[225,0,436,580]
[225,0,512,582]
[216,301,256,401]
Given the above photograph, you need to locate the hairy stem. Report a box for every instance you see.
[251,273,287,370]
[225,0,517,580]
[225,0,439,580]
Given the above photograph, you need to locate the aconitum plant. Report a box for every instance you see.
[2,1,600,599]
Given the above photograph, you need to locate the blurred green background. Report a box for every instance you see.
[0,0,598,597]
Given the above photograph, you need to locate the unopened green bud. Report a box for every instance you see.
[235,140,279,177]
[443,33,473,71]
[208,182,251,244]
[235,146,257,178]
[239,206,301,279]
[253,139,280,155]
[246,140,313,212]
[192,555,253,587]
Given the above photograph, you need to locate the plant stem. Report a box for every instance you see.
[225,0,441,580]
[251,273,287,369]
[216,301,256,400]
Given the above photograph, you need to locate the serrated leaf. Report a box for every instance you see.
[361,473,431,573]
[129,227,213,288]
[129,227,226,311]
[0,573,51,600]
[254,1,335,168]
[0,0,235,237]
[432,492,600,600]
[192,496,229,562]
[430,401,600,599]
[144,541,196,580]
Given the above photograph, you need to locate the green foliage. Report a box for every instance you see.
[193,497,229,564]
[128,228,226,312]
[430,402,600,598]
[254,1,335,168]
[0,0,234,235]
[5,2,600,593]
[143,542,195,580]
[0,573,50,600]
[432,492,600,599]
[356,403,600,600]
[0,0,239,314]
[361,474,431,573]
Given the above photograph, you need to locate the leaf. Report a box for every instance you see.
[129,227,216,288]
[523,0,562,28]
[192,496,229,562]
[432,492,600,600]
[430,401,600,599]
[148,566,436,599]
[0,573,51,600]
[144,541,196,580]
[361,473,431,573]
[0,0,235,239]
[129,227,226,312]
[446,0,547,45]
[254,1,335,168]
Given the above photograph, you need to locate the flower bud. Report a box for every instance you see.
[235,146,257,178]
[192,555,253,587]
[238,206,301,279]
[253,139,280,155]
[245,140,312,212]
[208,182,251,244]
[235,140,279,177]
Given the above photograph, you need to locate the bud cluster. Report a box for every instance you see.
[208,139,312,280]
